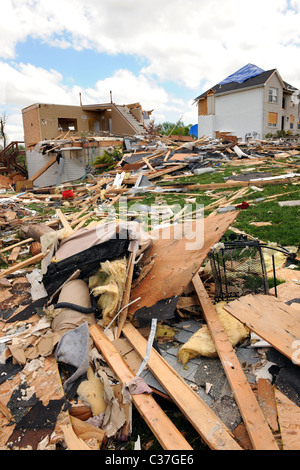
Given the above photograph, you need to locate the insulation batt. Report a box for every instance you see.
[89,258,127,328]
[77,366,106,416]
[177,302,249,366]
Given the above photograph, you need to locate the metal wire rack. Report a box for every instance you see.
[208,234,294,302]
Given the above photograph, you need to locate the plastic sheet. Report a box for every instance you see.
[219,63,265,85]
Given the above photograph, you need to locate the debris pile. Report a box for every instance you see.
[0,132,300,451]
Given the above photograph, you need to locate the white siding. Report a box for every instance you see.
[214,87,264,141]
[26,151,86,188]
[198,115,215,138]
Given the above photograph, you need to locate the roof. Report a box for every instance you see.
[194,64,299,102]
[195,67,277,101]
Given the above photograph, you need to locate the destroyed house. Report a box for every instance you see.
[22,102,151,151]
[195,64,300,142]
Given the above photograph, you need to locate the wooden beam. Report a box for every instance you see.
[142,157,155,172]
[192,275,279,450]
[56,209,74,236]
[162,176,300,191]
[121,322,242,450]
[0,251,48,278]
[28,155,58,182]
[89,324,193,451]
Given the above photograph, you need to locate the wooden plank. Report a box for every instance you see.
[275,389,300,450]
[223,294,300,364]
[121,322,242,450]
[28,155,58,182]
[142,157,155,172]
[162,176,300,192]
[256,379,279,433]
[0,252,47,279]
[192,275,279,450]
[8,247,20,264]
[61,425,92,451]
[56,209,74,236]
[89,324,193,451]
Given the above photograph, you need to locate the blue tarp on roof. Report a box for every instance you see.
[189,124,198,138]
[218,64,265,85]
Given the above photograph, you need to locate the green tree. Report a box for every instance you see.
[160,121,192,136]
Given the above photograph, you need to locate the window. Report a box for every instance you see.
[290,114,294,129]
[58,118,78,132]
[269,88,278,103]
[268,112,278,127]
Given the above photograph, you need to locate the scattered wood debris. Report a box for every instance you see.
[0,132,299,452]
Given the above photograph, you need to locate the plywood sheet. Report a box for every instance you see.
[275,389,300,450]
[0,356,68,450]
[224,294,300,363]
[128,211,238,317]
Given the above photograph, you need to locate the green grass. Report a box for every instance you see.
[234,184,300,247]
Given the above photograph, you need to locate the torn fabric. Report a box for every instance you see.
[55,322,90,394]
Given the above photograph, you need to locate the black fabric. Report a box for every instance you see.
[42,232,129,298]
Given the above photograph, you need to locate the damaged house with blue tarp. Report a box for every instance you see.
[194,64,300,142]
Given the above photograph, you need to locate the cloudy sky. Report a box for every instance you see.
[1,0,300,142]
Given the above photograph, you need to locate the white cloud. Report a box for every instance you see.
[1,0,300,141]
[0,62,194,141]
[2,0,300,90]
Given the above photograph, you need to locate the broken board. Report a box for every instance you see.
[192,275,279,450]
[122,322,242,450]
[89,324,193,451]
[0,356,69,450]
[128,211,238,320]
[224,294,300,365]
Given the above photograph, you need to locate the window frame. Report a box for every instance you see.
[268,87,279,104]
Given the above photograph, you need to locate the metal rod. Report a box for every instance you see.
[272,255,278,298]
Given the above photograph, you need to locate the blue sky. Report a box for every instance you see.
[14,38,145,89]
[1,0,300,142]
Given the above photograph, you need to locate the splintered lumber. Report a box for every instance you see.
[89,324,193,451]
[0,252,47,278]
[122,322,242,450]
[8,247,20,264]
[142,157,155,172]
[0,238,34,254]
[191,275,279,450]
[256,379,279,433]
[28,155,58,182]
[163,176,300,192]
[223,294,300,364]
[0,356,69,449]
[61,425,92,451]
[56,209,74,236]
[128,211,239,318]
[117,240,139,338]
[275,389,300,450]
